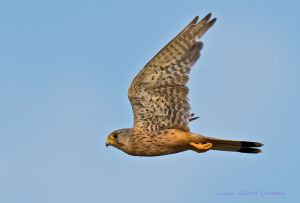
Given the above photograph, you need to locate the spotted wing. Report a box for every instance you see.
[128,14,216,133]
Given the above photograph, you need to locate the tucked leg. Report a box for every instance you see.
[190,142,213,153]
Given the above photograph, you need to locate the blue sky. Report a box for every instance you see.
[0,0,299,202]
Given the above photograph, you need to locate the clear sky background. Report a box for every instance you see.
[0,0,299,203]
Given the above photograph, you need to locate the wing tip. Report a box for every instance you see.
[209,18,217,26]
[196,13,217,29]
[192,13,216,25]
[192,16,199,24]
[204,13,212,21]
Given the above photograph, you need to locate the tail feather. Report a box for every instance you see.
[203,136,263,154]
[238,147,262,154]
[240,141,263,148]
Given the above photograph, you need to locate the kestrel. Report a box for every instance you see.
[105,13,263,156]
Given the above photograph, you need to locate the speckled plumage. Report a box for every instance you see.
[105,14,263,156]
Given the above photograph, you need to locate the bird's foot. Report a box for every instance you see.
[190,142,213,153]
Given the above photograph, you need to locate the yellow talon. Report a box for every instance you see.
[190,142,213,153]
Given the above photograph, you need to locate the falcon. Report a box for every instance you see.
[105,13,263,156]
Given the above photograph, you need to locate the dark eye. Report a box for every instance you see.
[113,134,118,138]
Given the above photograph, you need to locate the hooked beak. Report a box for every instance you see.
[105,135,114,147]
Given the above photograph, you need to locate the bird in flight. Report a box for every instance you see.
[105,13,263,156]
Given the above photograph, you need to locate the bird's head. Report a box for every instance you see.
[105,128,132,150]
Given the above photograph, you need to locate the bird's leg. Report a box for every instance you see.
[189,142,213,153]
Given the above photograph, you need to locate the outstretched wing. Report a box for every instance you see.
[128,14,216,134]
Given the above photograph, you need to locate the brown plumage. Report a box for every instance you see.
[105,13,263,156]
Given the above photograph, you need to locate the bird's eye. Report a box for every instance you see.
[113,134,118,138]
